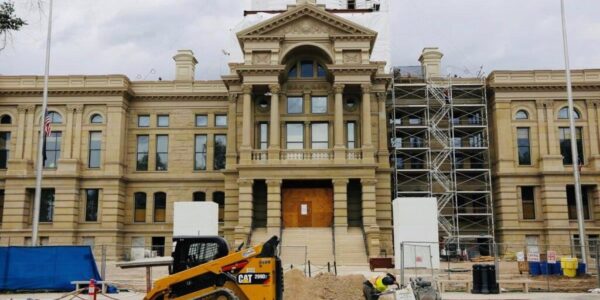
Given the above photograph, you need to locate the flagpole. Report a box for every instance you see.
[560,0,587,264]
[32,0,54,246]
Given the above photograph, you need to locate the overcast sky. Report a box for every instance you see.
[1,0,599,80]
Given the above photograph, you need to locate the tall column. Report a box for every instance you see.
[14,105,29,159]
[71,105,84,160]
[234,178,254,246]
[62,105,76,159]
[361,178,380,257]
[586,100,600,168]
[535,100,548,156]
[226,94,238,169]
[333,84,345,162]
[240,84,252,163]
[541,100,563,171]
[376,92,389,165]
[332,178,348,229]
[23,105,35,161]
[268,84,280,161]
[361,84,374,163]
[304,121,310,150]
[266,179,282,236]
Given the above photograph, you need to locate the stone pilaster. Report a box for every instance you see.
[361,178,380,256]
[235,178,254,246]
[268,84,281,161]
[541,100,564,171]
[104,104,126,175]
[8,105,34,174]
[57,105,83,174]
[266,179,282,236]
[333,84,345,163]
[588,100,600,169]
[226,93,238,169]
[332,178,348,229]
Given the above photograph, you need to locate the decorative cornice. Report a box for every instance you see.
[134,94,227,101]
[228,93,239,103]
[0,88,131,97]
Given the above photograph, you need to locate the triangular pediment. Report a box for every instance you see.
[237,4,376,37]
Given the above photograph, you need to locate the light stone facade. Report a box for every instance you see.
[0,1,392,259]
[488,69,600,251]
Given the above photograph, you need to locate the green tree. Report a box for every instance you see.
[0,1,27,50]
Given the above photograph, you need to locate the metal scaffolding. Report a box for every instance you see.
[389,66,495,251]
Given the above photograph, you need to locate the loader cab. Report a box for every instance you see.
[170,236,230,274]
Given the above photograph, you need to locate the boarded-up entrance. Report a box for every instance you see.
[283,186,333,227]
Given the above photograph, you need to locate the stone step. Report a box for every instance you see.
[334,227,368,266]
[281,227,334,266]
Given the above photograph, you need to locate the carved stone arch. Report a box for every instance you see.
[280,42,334,65]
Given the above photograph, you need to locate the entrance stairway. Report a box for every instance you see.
[334,227,369,266]
[280,227,334,266]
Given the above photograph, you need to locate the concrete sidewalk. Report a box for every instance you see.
[442,292,599,300]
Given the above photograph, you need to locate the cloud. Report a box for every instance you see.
[1,0,599,80]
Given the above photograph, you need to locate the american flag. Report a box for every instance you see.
[43,110,52,137]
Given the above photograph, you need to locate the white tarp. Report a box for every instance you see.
[227,1,390,71]
[173,202,219,236]
[392,197,440,269]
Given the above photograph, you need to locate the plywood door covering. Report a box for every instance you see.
[282,187,333,227]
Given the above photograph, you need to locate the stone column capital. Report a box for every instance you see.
[542,99,554,108]
[268,84,281,94]
[66,104,84,113]
[360,178,377,185]
[228,93,240,103]
[376,92,386,102]
[535,99,546,109]
[332,178,349,186]
[17,104,34,113]
[265,179,282,186]
[361,83,372,93]
[237,178,254,186]
[241,84,253,94]
[592,100,600,107]
[303,86,312,95]
[332,83,345,94]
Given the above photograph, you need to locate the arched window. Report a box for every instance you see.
[0,115,11,124]
[154,192,166,222]
[213,191,225,223]
[515,110,529,120]
[193,191,206,202]
[558,107,580,119]
[134,192,146,222]
[287,60,326,79]
[48,111,62,124]
[90,114,103,124]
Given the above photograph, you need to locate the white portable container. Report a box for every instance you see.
[393,197,440,269]
[173,202,219,236]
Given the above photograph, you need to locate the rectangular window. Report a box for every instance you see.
[560,127,584,165]
[567,185,591,220]
[347,0,356,9]
[152,237,165,256]
[136,135,149,171]
[214,135,227,170]
[259,123,268,150]
[311,123,329,149]
[300,60,314,77]
[138,115,150,127]
[194,135,207,170]
[88,131,102,168]
[0,190,4,224]
[0,132,10,169]
[517,128,531,165]
[39,188,55,223]
[215,115,228,127]
[85,189,99,222]
[44,132,61,169]
[195,114,208,127]
[521,186,535,220]
[157,115,169,127]
[156,135,168,171]
[154,192,166,223]
[287,97,303,114]
[134,192,146,222]
[347,122,356,149]
[311,96,327,113]
[286,123,304,149]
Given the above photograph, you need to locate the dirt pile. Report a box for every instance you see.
[284,269,366,300]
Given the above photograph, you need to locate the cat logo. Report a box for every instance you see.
[237,273,270,285]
